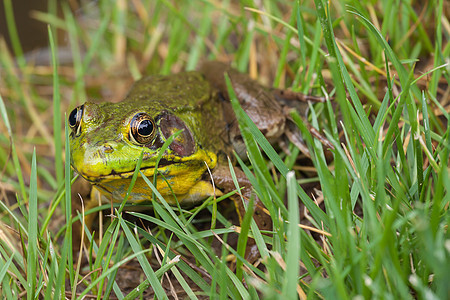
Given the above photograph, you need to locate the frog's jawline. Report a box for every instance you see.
[88,157,194,183]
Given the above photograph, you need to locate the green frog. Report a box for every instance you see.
[69,61,313,257]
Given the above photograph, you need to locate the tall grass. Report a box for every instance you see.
[0,0,448,298]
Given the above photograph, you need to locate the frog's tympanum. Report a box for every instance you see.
[69,61,310,260]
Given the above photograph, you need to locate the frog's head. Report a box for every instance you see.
[68,101,217,202]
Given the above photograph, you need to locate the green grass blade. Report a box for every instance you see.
[118,216,168,300]
[26,149,38,300]
[186,4,212,70]
[348,9,421,100]
[2,0,25,67]
[62,2,86,106]
[49,26,63,187]
[295,0,307,74]
[0,93,27,204]
[135,225,212,294]
[105,235,126,300]
[0,252,14,282]
[64,117,74,287]
[77,248,155,300]
[235,196,253,281]
[282,171,302,299]
[169,265,199,300]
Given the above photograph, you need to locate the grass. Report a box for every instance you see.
[0,0,449,298]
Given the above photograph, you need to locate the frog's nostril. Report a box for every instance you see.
[102,145,114,153]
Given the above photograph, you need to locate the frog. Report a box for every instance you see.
[69,61,317,260]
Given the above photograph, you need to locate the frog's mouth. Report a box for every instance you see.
[72,146,217,185]
[76,158,188,183]
[76,155,215,186]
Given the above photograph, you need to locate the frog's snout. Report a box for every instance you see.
[71,142,119,180]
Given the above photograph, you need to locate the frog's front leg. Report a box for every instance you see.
[212,165,271,229]
[212,164,272,263]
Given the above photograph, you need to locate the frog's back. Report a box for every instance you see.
[124,72,211,110]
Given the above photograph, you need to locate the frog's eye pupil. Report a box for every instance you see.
[68,110,77,127]
[138,119,153,137]
[68,105,84,135]
[130,113,155,145]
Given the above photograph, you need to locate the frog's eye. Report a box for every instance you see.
[68,105,84,135]
[129,113,156,145]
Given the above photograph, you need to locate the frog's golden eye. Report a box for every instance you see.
[68,105,84,135]
[129,113,156,145]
